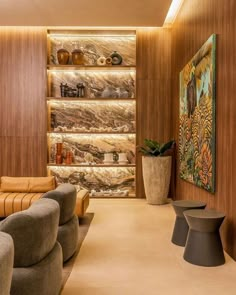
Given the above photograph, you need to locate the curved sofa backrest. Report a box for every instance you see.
[43,183,77,225]
[0,232,14,295]
[0,198,59,267]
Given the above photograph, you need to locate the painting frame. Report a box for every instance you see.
[179,34,216,193]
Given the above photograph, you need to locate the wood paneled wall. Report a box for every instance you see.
[171,0,236,259]
[136,28,172,198]
[0,27,47,176]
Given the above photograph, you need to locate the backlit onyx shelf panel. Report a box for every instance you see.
[49,35,136,66]
[48,100,136,133]
[47,133,135,164]
[48,166,135,197]
[47,70,135,98]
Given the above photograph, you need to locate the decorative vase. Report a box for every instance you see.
[110,51,122,65]
[57,49,70,65]
[72,48,84,65]
[142,156,172,205]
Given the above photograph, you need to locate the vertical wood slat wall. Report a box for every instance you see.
[0,27,47,176]
[171,0,236,259]
[136,28,172,198]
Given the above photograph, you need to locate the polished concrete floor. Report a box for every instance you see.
[62,199,236,295]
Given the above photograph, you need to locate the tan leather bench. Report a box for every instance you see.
[0,176,89,218]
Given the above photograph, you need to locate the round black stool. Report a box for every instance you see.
[171,200,206,246]
[183,209,225,266]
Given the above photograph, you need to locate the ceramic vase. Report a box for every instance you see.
[142,156,171,205]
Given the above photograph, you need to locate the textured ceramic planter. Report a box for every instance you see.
[142,156,172,205]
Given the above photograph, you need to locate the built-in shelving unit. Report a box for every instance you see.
[47,29,136,197]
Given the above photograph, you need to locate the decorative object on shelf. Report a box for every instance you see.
[60,83,69,97]
[113,151,119,163]
[179,34,216,193]
[110,51,123,65]
[76,83,85,97]
[103,153,114,164]
[118,87,129,98]
[97,56,106,66]
[106,57,112,65]
[65,150,73,164]
[118,153,128,164]
[67,87,77,97]
[57,48,70,65]
[55,142,63,164]
[51,113,57,129]
[138,139,175,205]
[72,47,84,65]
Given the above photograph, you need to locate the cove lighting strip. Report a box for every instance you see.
[164,0,184,26]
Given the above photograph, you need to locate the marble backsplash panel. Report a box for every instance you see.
[48,166,135,197]
[49,101,136,133]
[48,134,135,164]
[48,71,135,98]
[50,36,136,66]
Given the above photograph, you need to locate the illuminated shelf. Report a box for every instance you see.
[47,97,136,101]
[47,163,136,167]
[47,131,136,135]
[47,65,136,71]
[47,29,136,197]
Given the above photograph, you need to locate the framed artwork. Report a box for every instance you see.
[179,34,216,193]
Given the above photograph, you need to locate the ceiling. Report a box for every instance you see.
[0,0,172,27]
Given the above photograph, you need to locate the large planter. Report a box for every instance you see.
[142,156,172,205]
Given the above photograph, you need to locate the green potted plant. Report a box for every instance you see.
[139,139,175,205]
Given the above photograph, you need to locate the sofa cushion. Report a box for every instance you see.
[0,177,56,193]
[0,192,44,217]
[0,198,60,267]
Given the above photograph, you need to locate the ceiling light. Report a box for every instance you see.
[163,0,184,27]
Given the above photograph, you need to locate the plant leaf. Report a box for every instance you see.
[159,140,175,155]
[144,139,160,151]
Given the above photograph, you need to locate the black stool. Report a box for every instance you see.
[171,200,206,246]
[183,209,225,266]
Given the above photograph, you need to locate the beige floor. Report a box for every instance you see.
[62,199,236,295]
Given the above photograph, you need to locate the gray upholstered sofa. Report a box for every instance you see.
[0,198,63,295]
[43,183,79,262]
[0,231,14,295]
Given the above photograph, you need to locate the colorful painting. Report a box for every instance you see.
[179,34,216,192]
